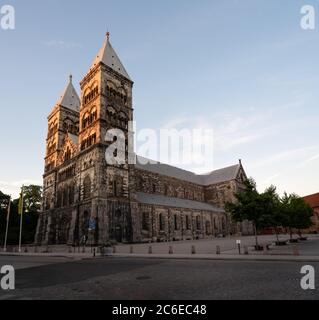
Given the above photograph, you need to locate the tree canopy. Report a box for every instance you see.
[226,179,314,246]
[0,185,42,245]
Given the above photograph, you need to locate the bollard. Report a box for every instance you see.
[244,246,249,255]
[24,247,28,253]
[169,246,173,255]
[191,245,196,255]
[130,246,134,254]
[236,240,241,255]
[93,248,96,258]
[293,245,299,256]
[148,246,153,254]
[216,245,221,255]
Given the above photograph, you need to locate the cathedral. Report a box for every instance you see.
[35,34,253,246]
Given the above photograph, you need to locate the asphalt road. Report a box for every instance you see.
[0,256,319,300]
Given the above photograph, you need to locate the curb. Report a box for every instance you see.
[111,253,319,263]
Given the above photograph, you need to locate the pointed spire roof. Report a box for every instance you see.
[57,75,80,112]
[90,32,131,80]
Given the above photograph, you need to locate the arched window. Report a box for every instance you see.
[186,215,191,230]
[69,184,74,205]
[205,221,211,235]
[64,147,71,162]
[82,112,89,130]
[142,212,149,231]
[83,176,91,200]
[174,215,179,230]
[159,213,165,231]
[196,216,201,230]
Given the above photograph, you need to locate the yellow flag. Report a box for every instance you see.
[18,188,24,215]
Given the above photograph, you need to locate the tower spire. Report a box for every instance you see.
[88,33,131,80]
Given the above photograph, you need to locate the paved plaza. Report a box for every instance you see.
[2,234,319,258]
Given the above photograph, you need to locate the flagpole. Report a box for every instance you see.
[18,187,24,253]
[3,196,11,252]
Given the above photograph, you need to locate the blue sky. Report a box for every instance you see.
[0,0,319,198]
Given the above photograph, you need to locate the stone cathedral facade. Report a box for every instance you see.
[35,34,253,246]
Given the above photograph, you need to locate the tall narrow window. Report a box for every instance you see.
[186,215,191,230]
[196,216,201,230]
[83,176,91,200]
[142,212,149,231]
[159,213,165,231]
[174,215,179,230]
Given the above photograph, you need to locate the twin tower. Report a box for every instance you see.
[37,34,135,245]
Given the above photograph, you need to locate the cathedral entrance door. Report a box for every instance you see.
[115,225,123,243]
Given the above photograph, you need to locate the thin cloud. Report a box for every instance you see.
[250,146,317,169]
[297,153,319,169]
[43,40,82,49]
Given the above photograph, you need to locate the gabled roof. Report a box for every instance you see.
[90,33,131,80]
[201,165,241,185]
[303,193,319,208]
[57,75,80,112]
[135,156,242,186]
[137,192,225,213]
[135,156,203,184]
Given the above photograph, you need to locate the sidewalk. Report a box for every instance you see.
[1,234,318,262]
[2,250,319,263]
[112,253,319,262]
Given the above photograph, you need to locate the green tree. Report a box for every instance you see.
[281,193,313,240]
[261,185,282,242]
[22,185,42,213]
[0,185,42,246]
[226,178,271,248]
